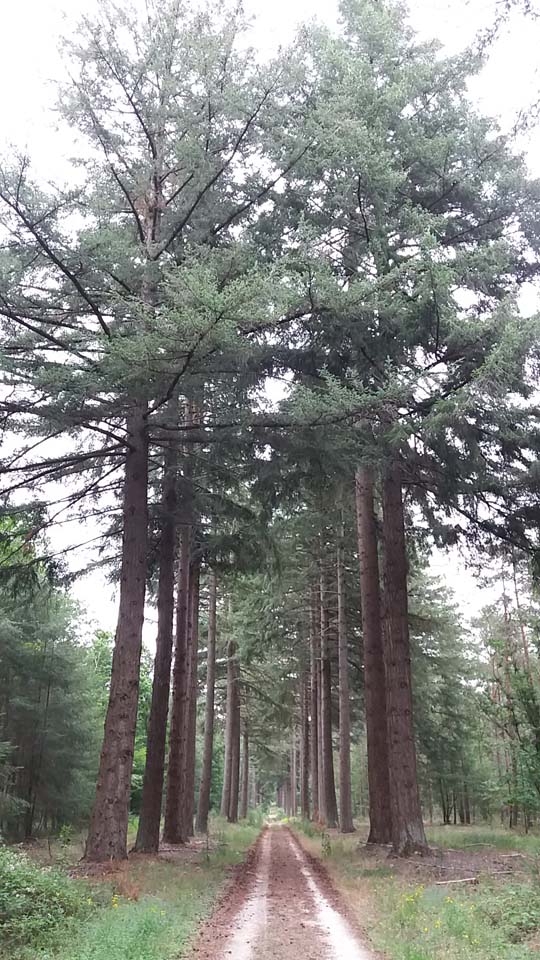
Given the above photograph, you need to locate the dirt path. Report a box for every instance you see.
[191,826,372,960]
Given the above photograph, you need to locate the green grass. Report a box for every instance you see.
[1,819,260,960]
[295,820,393,879]
[294,823,540,960]
[426,825,540,857]
[370,878,540,960]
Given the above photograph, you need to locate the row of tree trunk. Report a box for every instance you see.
[86,448,425,860]
[356,463,428,855]
[85,434,251,861]
[283,526,355,832]
[220,639,242,822]
[285,463,427,856]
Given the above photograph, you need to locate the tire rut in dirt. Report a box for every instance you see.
[189,826,372,960]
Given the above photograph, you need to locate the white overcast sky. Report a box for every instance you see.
[1,0,539,635]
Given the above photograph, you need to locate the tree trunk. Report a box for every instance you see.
[501,573,520,831]
[511,552,532,675]
[249,768,257,811]
[228,662,241,823]
[464,780,471,824]
[300,672,310,820]
[458,790,465,825]
[382,463,428,856]
[320,562,339,828]
[181,561,200,839]
[240,722,249,820]
[427,780,434,825]
[220,640,236,817]
[134,464,177,853]
[163,522,192,844]
[337,530,355,833]
[290,729,297,818]
[317,650,326,823]
[85,406,148,861]
[310,590,320,821]
[196,570,217,834]
[355,467,392,844]
[440,779,450,824]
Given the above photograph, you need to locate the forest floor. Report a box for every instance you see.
[2,819,260,960]
[5,820,540,960]
[190,824,372,959]
[294,822,540,960]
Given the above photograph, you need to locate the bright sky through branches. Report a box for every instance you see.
[1,0,539,632]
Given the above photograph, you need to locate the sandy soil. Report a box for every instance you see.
[190,825,373,960]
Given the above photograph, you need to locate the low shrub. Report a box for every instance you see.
[296,818,321,839]
[477,883,540,942]
[0,846,95,948]
[246,807,265,828]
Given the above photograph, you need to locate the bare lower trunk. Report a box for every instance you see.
[355,467,392,845]
[310,589,320,820]
[317,646,325,823]
[196,570,217,834]
[163,522,192,844]
[511,552,532,674]
[85,406,148,861]
[382,463,428,856]
[300,673,310,820]
[249,768,257,810]
[181,562,200,839]
[320,563,338,829]
[220,640,236,817]
[337,530,354,833]
[240,722,249,820]
[228,663,241,823]
[290,729,297,818]
[134,463,177,853]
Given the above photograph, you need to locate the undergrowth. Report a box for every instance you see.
[294,823,540,960]
[1,819,259,960]
[372,879,540,960]
[0,847,103,955]
[426,826,540,857]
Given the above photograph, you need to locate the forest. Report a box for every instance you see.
[1,0,540,958]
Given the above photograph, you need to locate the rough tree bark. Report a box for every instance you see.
[220,639,236,817]
[163,522,192,844]
[249,767,258,810]
[134,463,177,852]
[382,463,428,856]
[320,561,339,829]
[181,561,200,839]
[355,467,392,844]
[300,672,310,820]
[317,648,326,823]
[310,592,319,821]
[337,526,355,833]
[240,721,249,820]
[228,660,241,823]
[195,570,217,834]
[85,407,149,861]
[290,729,297,818]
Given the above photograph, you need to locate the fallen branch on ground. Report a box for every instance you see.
[434,877,478,885]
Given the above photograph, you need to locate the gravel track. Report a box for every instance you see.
[190,825,372,960]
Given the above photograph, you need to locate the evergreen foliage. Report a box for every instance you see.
[0,0,540,874]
